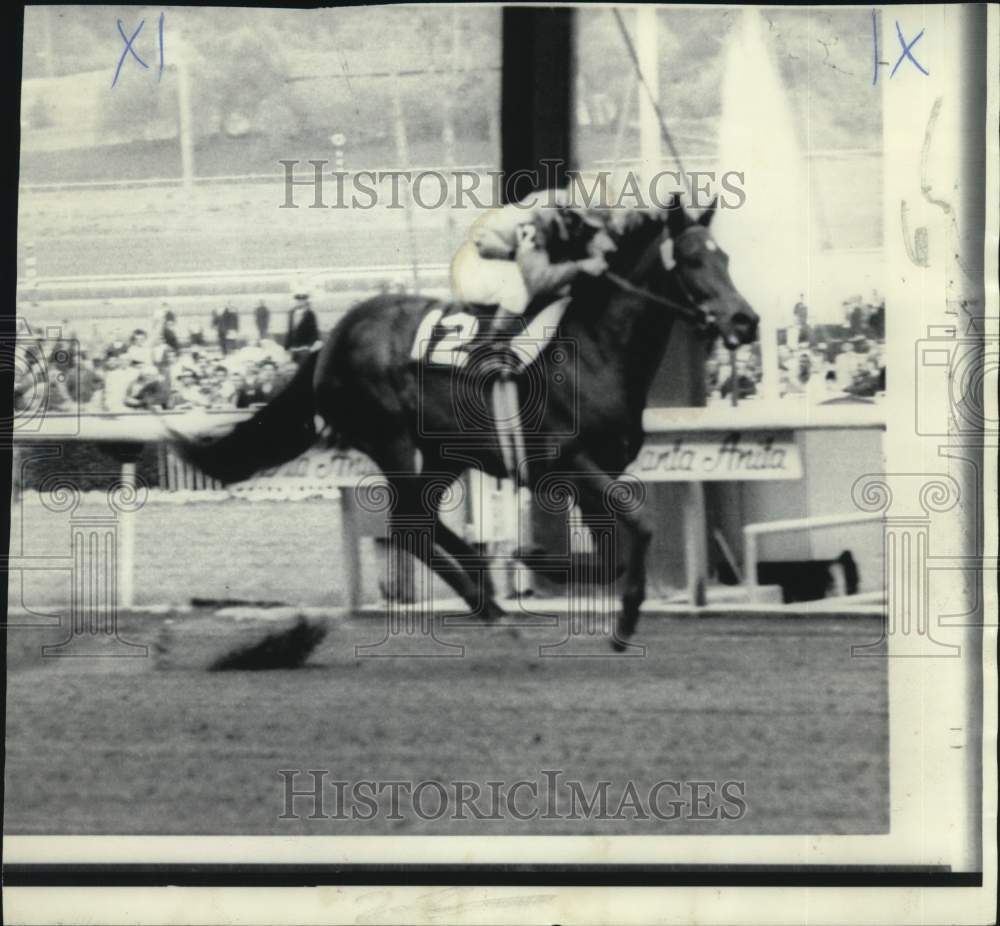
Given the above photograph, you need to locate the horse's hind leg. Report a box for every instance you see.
[567,455,653,650]
[383,475,493,617]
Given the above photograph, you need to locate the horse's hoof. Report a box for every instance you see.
[480,600,507,623]
[613,608,639,651]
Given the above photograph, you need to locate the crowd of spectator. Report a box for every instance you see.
[15,290,887,418]
[14,296,322,416]
[705,292,887,403]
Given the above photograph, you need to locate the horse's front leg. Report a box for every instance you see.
[433,519,506,621]
[567,455,653,650]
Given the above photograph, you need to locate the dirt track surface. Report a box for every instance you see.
[4,611,887,836]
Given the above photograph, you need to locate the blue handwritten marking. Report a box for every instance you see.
[890,21,929,78]
[112,19,149,88]
[158,13,165,80]
[871,10,879,86]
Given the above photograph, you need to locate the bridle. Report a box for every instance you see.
[603,227,717,334]
[604,270,711,330]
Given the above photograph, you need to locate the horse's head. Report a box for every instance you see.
[607,195,757,350]
[659,195,758,349]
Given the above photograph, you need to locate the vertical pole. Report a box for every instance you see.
[500,7,576,594]
[636,7,660,186]
[501,7,574,191]
[340,491,362,610]
[757,305,781,402]
[682,482,708,606]
[743,527,758,598]
[175,33,195,193]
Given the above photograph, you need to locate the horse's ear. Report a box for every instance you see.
[665,194,691,237]
[698,196,718,227]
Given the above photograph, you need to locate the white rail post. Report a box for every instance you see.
[743,527,758,596]
[682,482,708,606]
[175,31,195,194]
[339,489,363,610]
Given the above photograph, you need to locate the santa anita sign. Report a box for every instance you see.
[226,448,380,499]
[628,431,802,481]
[223,429,801,499]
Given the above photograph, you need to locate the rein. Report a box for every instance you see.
[603,270,710,330]
[601,225,713,330]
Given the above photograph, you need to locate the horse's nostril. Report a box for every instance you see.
[730,312,758,341]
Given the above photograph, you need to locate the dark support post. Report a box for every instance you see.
[500,7,576,590]
[501,7,575,198]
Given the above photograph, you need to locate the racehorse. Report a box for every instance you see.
[174,195,758,648]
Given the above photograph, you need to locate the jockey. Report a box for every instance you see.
[451,190,614,360]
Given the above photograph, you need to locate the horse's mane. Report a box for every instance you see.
[564,209,670,332]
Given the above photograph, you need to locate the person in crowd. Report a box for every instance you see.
[222,304,240,354]
[254,301,271,340]
[171,367,210,409]
[244,358,281,405]
[101,354,135,411]
[216,368,252,408]
[160,316,181,352]
[781,350,814,396]
[719,350,758,401]
[13,335,49,415]
[189,323,206,347]
[705,353,722,396]
[205,363,232,408]
[212,305,239,355]
[797,350,813,387]
[65,348,103,409]
[285,291,320,362]
[790,294,812,348]
[152,345,177,401]
[124,364,169,410]
[846,299,866,337]
[127,328,154,365]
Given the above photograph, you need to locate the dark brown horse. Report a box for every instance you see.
[175,196,758,648]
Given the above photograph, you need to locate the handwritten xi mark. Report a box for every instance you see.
[111,14,165,88]
[112,19,148,88]
[890,21,929,79]
[872,12,929,86]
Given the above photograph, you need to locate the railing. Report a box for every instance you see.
[13,404,887,444]
[12,407,887,611]
[743,511,884,601]
[16,264,452,304]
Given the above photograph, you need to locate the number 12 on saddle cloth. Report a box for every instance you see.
[409,305,482,368]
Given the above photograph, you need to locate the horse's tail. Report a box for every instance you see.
[171,351,320,484]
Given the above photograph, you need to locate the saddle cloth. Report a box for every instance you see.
[410,297,571,372]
